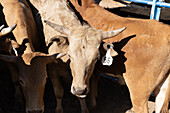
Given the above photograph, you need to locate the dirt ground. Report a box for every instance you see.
[0,2,170,113]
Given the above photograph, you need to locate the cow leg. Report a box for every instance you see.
[125,77,150,113]
[89,68,100,109]
[79,98,89,113]
[47,64,64,113]
[130,96,149,113]
[155,74,170,113]
[6,63,24,111]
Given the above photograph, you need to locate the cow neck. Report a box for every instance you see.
[0,0,19,7]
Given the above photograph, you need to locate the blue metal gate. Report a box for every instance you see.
[124,0,170,21]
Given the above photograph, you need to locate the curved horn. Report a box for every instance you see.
[0,24,17,37]
[102,27,126,40]
[44,52,67,63]
[44,20,70,35]
[0,54,17,63]
[0,25,5,31]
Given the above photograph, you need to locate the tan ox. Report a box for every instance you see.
[28,0,126,113]
[67,0,170,112]
[0,0,53,113]
[44,20,125,113]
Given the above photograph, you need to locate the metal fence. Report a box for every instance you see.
[124,0,170,21]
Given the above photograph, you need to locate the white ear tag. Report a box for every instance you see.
[102,48,113,66]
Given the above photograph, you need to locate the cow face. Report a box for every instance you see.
[68,26,101,97]
[45,20,125,97]
[0,52,64,113]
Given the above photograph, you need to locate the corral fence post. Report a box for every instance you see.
[123,0,170,21]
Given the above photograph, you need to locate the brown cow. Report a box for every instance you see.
[66,0,170,112]
[0,0,51,113]
[0,52,66,113]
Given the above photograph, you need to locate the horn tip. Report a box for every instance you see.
[11,24,17,30]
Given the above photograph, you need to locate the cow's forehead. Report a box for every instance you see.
[69,26,101,52]
[69,26,101,40]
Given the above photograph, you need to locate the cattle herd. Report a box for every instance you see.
[0,0,169,113]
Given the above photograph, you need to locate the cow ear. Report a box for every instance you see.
[48,35,69,54]
[42,53,67,64]
[102,42,118,57]
[49,35,68,46]
[48,36,69,63]
[0,54,18,63]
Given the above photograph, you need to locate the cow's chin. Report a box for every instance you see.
[75,94,86,98]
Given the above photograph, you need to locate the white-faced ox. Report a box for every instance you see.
[44,20,126,98]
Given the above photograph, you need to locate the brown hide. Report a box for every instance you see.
[29,1,125,113]
[0,0,46,53]
[0,0,47,112]
[0,52,60,113]
[69,0,170,112]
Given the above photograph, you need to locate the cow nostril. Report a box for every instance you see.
[73,86,87,95]
[73,86,75,92]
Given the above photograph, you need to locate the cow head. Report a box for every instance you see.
[0,52,66,113]
[44,20,125,97]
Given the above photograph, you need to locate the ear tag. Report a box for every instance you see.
[102,48,113,66]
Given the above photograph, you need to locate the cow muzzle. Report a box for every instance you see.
[71,85,88,98]
[27,110,43,113]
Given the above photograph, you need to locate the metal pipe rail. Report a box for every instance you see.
[124,0,170,21]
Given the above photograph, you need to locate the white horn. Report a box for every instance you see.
[0,25,5,31]
[102,27,126,40]
[44,20,70,35]
[0,24,17,37]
